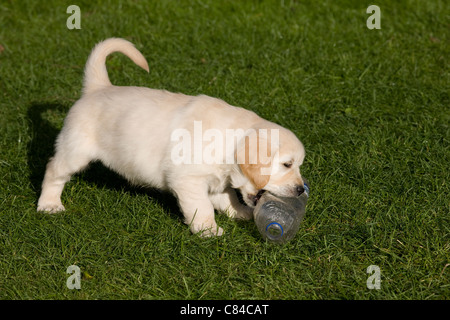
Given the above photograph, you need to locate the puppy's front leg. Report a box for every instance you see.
[209,187,253,220]
[172,181,223,237]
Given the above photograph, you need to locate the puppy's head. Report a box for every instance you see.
[236,125,305,207]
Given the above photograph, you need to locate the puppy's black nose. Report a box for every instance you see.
[296,185,305,196]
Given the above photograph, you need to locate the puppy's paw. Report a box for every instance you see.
[201,226,224,237]
[37,203,65,213]
[191,223,224,237]
[234,205,253,220]
[225,205,253,221]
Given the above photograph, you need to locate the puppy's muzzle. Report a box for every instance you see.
[296,184,305,196]
[249,189,266,206]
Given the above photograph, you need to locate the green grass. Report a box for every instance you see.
[0,0,448,299]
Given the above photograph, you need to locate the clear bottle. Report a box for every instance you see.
[253,181,310,243]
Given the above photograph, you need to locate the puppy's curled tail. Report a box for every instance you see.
[83,38,149,94]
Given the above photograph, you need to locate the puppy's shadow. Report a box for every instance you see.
[26,101,182,220]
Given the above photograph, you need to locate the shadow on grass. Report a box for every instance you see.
[26,101,183,222]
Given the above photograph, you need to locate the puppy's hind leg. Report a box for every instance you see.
[37,138,94,213]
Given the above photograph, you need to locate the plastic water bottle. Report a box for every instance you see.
[253,181,310,243]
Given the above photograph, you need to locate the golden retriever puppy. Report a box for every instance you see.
[37,38,306,236]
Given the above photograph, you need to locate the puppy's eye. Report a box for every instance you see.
[283,162,292,168]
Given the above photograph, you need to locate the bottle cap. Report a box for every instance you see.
[265,222,284,240]
[303,183,310,197]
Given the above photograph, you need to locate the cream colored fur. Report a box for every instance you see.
[37,38,306,237]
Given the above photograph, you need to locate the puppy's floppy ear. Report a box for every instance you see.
[236,129,277,190]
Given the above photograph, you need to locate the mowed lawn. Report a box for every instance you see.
[0,0,448,299]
